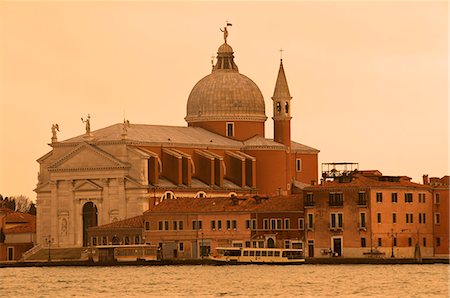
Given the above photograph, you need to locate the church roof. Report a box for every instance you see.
[61,124,243,148]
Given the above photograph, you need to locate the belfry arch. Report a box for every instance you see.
[82,202,98,246]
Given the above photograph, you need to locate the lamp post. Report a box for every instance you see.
[389,229,397,258]
[45,235,53,262]
[201,232,204,259]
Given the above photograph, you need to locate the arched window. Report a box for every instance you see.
[195,191,207,198]
[124,236,130,245]
[161,191,176,202]
[285,102,289,113]
[135,236,141,244]
[276,102,281,113]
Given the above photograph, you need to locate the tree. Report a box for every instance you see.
[11,195,32,213]
[0,195,15,211]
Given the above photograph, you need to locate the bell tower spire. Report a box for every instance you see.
[272,58,292,147]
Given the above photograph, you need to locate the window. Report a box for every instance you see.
[179,242,184,252]
[377,213,381,224]
[358,192,367,205]
[124,236,130,245]
[329,192,343,207]
[263,219,269,230]
[284,219,290,230]
[437,237,441,247]
[419,213,426,224]
[285,240,290,249]
[276,219,282,230]
[404,193,413,203]
[298,218,304,230]
[435,213,441,224]
[435,193,440,204]
[226,220,231,230]
[393,238,397,247]
[232,220,237,230]
[192,220,197,230]
[161,191,176,201]
[408,237,412,246]
[360,212,366,228]
[406,213,413,224]
[296,159,302,172]
[271,219,276,230]
[211,220,216,230]
[376,192,383,203]
[92,237,97,246]
[102,236,107,245]
[145,221,150,230]
[245,241,250,248]
[173,221,178,231]
[361,237,366,247]
[392,213,397,224]
[251,219,257,230]
[391,193,398,203]
[178,221,184,230]
[245,220,251,229]
[378,238,382,247]
[195,191,207,198]
[305,193,314,206]
[226,122,234,137]
[164,221,169,230]
[419,193,426,203]
[330,213,343,229]
[198,220,202,230]
[158,221,163,231]
[307,214,314,229]
[135,236,140,244]
[217,220,222,230]
[423,237,427,247]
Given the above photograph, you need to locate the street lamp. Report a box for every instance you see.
[45,235,53,262]
[389,229,397,258]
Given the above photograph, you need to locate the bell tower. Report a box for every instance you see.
[272,59,292,147]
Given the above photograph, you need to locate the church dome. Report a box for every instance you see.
[185,42,266,123]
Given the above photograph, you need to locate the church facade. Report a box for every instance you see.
[35,30,319,248]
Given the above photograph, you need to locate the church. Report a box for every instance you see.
[35,28,319,248]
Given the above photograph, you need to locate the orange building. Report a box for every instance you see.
[303,170,434,259]
[0,208,36,261]
[424,175,449,257]
[141,195,304,259]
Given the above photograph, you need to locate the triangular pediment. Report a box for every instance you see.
[73,180,103,192]
[48,143,129,171]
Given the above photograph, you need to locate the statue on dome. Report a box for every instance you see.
[81,114,91,135]
[220,22,232,43]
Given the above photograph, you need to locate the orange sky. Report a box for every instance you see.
[0,1,448,200]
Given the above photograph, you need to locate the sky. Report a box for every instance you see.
[0,1,448,201]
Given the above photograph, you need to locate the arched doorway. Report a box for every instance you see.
[82,202,98,246]
[267,238,275,248]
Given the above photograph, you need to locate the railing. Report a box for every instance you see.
[357,199,367,206]
[304,200,314,207]
[329,199,343,207]
[21,244,42,261]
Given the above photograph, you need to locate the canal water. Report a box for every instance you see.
[1,264,448,297]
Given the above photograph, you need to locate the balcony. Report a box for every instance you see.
[329,199,343,207]
[357,199,367,206]
[304,200,314,207]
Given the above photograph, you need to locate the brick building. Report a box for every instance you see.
[424,175,449,257]
[0,208,36,261]
[303,170,434,258]
[35,30,319,248]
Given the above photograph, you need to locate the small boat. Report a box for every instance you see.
[210,247,305,264]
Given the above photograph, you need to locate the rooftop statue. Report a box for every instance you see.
[81,114,91,135]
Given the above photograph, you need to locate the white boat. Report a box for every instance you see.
[210,247,305,264]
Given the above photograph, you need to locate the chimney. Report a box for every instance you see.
[422,175,429,185]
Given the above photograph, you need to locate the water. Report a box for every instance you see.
[1,265,448,297]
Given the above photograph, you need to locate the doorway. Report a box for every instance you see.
[267,238,275,248]
[308,240,314,257]
[332,237,342,256]
[82,202,98,246]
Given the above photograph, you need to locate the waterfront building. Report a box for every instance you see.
[0,208,36,261]
[141,195,304,259]
[35,29,319,248]
[303,169,434,258]
[424,175,449,257]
